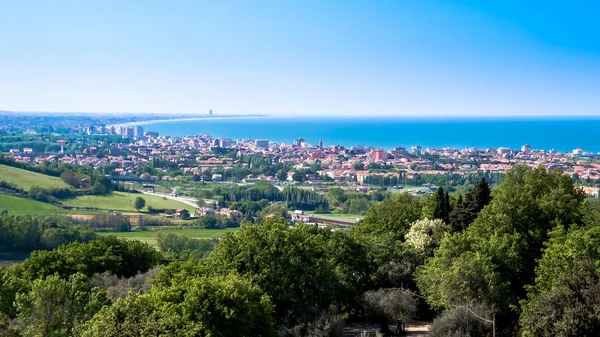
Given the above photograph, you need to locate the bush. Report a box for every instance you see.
[429,304,493,337]
[279,310,345,337]
[89,267,159,299]
[363,288,417,334]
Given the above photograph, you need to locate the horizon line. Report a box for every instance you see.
[2,110,600,119]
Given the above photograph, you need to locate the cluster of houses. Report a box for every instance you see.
[7,129,600,197]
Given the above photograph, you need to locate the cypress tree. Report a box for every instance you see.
[449,178,492,232]
[470,177,491,212]
[433,187,449,223]
[444,191,452,222]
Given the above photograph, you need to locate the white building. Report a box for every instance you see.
[255,139,269,149]
[521,144,532,153]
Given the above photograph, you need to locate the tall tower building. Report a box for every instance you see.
[209,110,213,116]
[319,139,323,150]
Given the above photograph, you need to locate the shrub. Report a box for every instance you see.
[429,304,493,337]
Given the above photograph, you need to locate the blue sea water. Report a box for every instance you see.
[144,117,600,153]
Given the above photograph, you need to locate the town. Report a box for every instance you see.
[4,117,600,198]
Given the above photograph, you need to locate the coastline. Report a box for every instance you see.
[109,115,265,128]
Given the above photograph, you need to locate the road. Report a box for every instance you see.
[138,190,201,208]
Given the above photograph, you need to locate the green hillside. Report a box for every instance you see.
[0,164,71,191]
[0,194,64,215]
[61,192,195,212]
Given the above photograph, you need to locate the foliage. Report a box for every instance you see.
[0,215,96,253]
[155,232,217,258]
[433,187,451,223]
[133,197,145,211]
[449,177,491,232]
[357,193,421,242]
[405,218,450,260]
[210,218,373,325]
[13,236,161,280]
[88,268,158,299]
[279,309,345,337]
[520,260,600,337]
[428,303,493,337]
[76,274,277,337]
[194,214,240,229]
[363,289,417,333]
[416,166,588,332]
[15,273,110,337]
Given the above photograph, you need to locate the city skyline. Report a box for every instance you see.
[1,1,599,116]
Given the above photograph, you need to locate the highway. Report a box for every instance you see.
[138,190,200,208]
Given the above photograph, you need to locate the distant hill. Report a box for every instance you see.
[0,164,71,191]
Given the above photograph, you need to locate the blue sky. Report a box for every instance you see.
[1,0,599,116]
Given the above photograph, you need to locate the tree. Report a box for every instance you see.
[405,218,450,260]
[417,166,587,332]
[210,218,373,326]
[77,274,277,337]
[276,169,287,181]
[449,177,491,232]
[134,197,145,212]
[520,225,600,336]
[432,187,450,223]
[14,236,161,280]
[291,171,306,183]
[15,273,110,336]
[356,193,421,242]
[470,177,491,212]
[520,260,600,337]
[363,289,417,334]
[352,161,364,170]
[429,303,493,337]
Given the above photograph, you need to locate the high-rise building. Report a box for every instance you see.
[133,125,144,138]
[319,139,323,150]
[125,127,134,138]
[209,110,213,116]
[218,138,230,147]
[372,149,387,161]
[255,139,269,149]
[521,144,532,153]
[293,138,305,147]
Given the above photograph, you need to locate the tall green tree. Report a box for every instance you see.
[449,177,491,232]
[210,218,373,326]
[417,166,587,332]
[433,187,450,223]
[134,197,145,212]
[76,274,276,337]
[15,273,109,337]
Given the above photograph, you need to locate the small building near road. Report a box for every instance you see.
[175,208,190,219]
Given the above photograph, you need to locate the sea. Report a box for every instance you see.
[143,116,600,153]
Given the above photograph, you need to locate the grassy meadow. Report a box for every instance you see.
[0,194,64,215]
[61,191,195,212]
[0,194,103,215]
[98,228,238,246]
[0,164,71,191]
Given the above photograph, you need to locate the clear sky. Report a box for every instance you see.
[1,0,599,116]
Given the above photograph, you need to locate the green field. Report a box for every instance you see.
[61,191,195,212]
[0,194,65,215]
[98,228,238,245]
[0,194,104,215]
[0,164,70,191]
[305,211,364,220]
